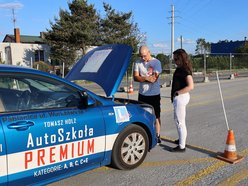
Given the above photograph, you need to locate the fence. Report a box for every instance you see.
[159,53,248,85]
[192,53,248,73]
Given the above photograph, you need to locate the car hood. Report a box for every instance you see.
[65,44,132,97]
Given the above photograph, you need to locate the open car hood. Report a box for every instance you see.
[65,44,132,97]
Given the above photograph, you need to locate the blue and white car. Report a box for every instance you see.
[0,44,157,186]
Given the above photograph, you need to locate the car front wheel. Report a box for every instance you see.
[111,125,149,170]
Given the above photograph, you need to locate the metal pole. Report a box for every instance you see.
[30,57,33,68]
[216,71,230,130]
[203,52,209,82]
[204,52,206,76]
[170,4,175,74]
[131,62,134,85]
[180,35,183,49]
[62,62,65,78]
[126,71,129,99]
[229,53,232,72]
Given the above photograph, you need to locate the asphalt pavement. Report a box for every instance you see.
[49,76,248,186]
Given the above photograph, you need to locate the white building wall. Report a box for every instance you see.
[0,42,50,67]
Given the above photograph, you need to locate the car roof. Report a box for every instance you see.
[0,64,81,89]
[0,65,48,76]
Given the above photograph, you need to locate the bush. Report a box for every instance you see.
[33,61,50,72]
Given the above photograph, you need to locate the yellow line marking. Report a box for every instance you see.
[91,140,248,186]
[217,168,248,186]
[92,158,216,172]
[141,157,214,168]
[174,148,247,186]
[240,148,248,156]
[173,161,226,186]
[131,136,219,168]
[94,140,247,172]
[91,166,113,172]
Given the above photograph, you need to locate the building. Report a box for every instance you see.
[211,38,247,54]
[0,28,50,67]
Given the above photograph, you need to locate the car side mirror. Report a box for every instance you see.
[78,91,88,109]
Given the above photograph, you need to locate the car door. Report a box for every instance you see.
[0,73,106,186]
[0,120,7,186]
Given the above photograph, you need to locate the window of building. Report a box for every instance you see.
[4,47,12,65]
[35,50,45,62]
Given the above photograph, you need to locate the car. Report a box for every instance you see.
[0,44,157,186]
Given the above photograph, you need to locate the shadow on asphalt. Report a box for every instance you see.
[160,137,218,157]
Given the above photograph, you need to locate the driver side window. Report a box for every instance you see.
[0,74,82,112]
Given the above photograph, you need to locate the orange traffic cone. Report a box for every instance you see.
[217,129,244,164]
[128,83,134,93]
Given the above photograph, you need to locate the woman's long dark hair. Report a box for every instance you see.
[173,49,193,74]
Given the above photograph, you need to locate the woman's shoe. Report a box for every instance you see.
[174,139,179,144]
[170,145,186,152]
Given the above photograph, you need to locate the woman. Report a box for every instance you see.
[171,49,194,152]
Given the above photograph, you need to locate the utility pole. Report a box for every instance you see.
[180,35,183,49]
[170,4,175,73]
[171,4,175,57]
[12,8,16,28]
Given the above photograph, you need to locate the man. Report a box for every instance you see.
[133,46,162,144]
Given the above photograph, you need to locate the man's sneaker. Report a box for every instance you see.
[170,145,186,152]
[157,135,161,144]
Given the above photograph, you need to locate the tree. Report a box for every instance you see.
[100,3,140,53]
[45,9,77,67]
[45,0,100,67]
[235,43,248,69]
[195,38,211,54]
[236,44,248,53]
[45,0,141,68]
[156,53,170,72]
[67,0,101,53]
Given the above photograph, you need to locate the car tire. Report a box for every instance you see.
[111,124,149,170]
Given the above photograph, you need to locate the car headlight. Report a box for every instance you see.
[140,104,155,115]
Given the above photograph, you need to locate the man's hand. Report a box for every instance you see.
[146,75,157,83]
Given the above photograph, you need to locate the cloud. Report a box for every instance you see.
[152,43,168,48]
[0,2,23,9]
[150,42,171,54]
[176,37,195,44]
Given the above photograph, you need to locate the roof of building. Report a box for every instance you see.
[2,34,45,44]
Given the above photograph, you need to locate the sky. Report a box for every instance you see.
[0,0,248,55]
